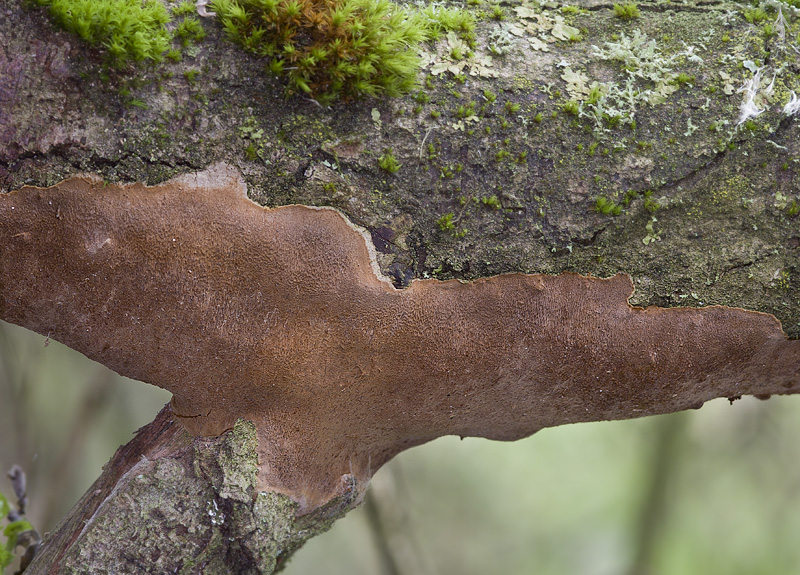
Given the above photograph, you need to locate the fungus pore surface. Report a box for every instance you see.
[1,164,798,512]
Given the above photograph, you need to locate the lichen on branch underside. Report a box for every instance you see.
[1,164,798,513]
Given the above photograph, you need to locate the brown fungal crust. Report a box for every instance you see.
[1,164,798,512]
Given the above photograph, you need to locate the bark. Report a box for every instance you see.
[1,0,799,571]
[25,406,357,574]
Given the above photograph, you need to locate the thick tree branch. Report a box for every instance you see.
[1,0,799,571]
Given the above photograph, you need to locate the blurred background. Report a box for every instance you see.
[2,318,800,575]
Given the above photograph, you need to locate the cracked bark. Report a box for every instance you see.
[1,0,799,572]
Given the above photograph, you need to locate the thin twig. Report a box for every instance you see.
[626,412,688,575]
[40,370,115,530]
[364,489,403,575]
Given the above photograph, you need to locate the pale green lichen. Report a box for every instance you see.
[558,29,703,135]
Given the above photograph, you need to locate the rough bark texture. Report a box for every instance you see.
[1,0,799,571]
[25,406,358,574]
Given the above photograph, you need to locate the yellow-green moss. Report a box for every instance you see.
[31,0,171,66]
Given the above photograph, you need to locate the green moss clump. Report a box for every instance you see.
[378,149,401,173]
[421,5,475,41]
[595,196,623,215]
[175,16,207,46]
[744,7,768,23]
[455,101,476,119]
[670,72,695,86]
[437,212,456,231]
[612,2,640,21]
[172,0,196,16]
[212,0,433,104]
[562,100,579,116]
[31,0,171,66]
[481,195,502,210]
[489,5,505,20]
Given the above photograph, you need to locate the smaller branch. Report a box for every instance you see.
[39,370,115,530]
[364,490,403,575]
[6,465,42,574]
[626,413,688,575]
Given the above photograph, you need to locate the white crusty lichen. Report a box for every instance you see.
[736,62,800,123]
[734,4,800,121]
[784,92,800,116]
[195,0,215,17]
[736,66,765,125]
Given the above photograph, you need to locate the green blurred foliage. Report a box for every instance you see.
[0,321,171,537]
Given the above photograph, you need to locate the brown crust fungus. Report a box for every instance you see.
[1,164,798,513]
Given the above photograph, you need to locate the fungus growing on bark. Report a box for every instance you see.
[1,164,798,513]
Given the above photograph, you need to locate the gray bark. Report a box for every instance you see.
[2,0,799,571]
[24,406,356,574]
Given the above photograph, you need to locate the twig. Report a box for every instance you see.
[364,489,403,575]
[626,413,688,575]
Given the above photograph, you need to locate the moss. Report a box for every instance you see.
[489,5,505,21]
[172,0,196,16]
[481,195,502,210]
[744,7,769,23]
[378,149,401,173]
[166,48,182,62]
[595,196,623,215]
[30,0,171,66]
[563,100,580,116]
[175,16,207,46]
[437,212,456,231]
[421,5,476,39]
[612,2,640,21]
[670,73,695,86]
[455,102,476,119]
[184,69,200,83]
[212,0,474,104]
